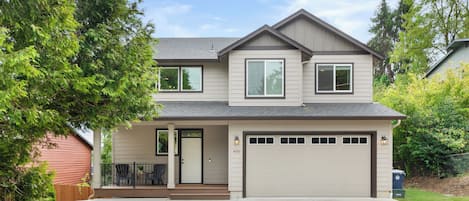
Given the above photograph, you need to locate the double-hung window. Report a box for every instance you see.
[316,64,352,93]
[246,59,284,97]
[158,66,202,92]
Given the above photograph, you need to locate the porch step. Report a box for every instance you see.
[169,192,230,200]
[169,185,230,200]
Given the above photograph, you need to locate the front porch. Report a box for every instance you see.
[92,122,230,199]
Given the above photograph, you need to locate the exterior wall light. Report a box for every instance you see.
[234,136,240,145]
[380,136,389,145]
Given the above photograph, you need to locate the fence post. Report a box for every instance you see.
[133,162,136,189]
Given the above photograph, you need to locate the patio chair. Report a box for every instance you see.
[151,164,166,185]
[115,164,131,186]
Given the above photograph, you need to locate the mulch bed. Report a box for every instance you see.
[405,175,469,196]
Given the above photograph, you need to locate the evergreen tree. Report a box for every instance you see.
[368,0,394,82]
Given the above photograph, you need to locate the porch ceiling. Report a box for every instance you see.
[154,101,406,121]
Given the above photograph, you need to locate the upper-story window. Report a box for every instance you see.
[316,64,353,94]
[159,66,202,92]
[246,59,284,98]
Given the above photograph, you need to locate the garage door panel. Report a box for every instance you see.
[246,135,371,197]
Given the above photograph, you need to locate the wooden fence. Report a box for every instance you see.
[54,184,93,201]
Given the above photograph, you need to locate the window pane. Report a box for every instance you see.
[258,138,266,144]
[343,137,351,144]
[160,68,179,90]
[265,61,283,95]
[157,130,178,155]
[360,137,367,144]
[320,137,328,144]
[352,137,359,144]
[182,67,202,91]
[312,137,320,144]
[336,66,351,91]
[247,61,265,96]
[249,138,257,144]
[329,137,336,144]
[181,130,202,138]
[280,137,288,144]
[317,65,334,91]
[297,137,305,144]
[266,137,274,144]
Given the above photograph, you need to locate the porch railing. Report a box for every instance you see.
[101,163,167,188]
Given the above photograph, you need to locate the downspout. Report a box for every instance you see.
[392,119,402,128]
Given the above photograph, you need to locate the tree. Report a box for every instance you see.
[376,64,469,177]
[368,0,394,81]
[70,0,158,130]
[391,0,469,74]
[0,0,158,199]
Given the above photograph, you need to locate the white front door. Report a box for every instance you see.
[181,133,202,183]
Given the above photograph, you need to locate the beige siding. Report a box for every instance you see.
[303,54,373,103]
[237,33,292,49]
[228,50,303,106]
[153,60,228,101]
[277,17,362,52]
[428,46,469,78]
[113,125,228,184]
[228,120,393,199]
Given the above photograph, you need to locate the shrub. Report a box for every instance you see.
[376,64,469,177]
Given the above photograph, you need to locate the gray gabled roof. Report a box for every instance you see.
[154,38,239,61]
[217,25,313,57]
[272,9,384,60]
[155,101,406,120]
[425,38,469,77]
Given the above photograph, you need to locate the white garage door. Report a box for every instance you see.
[245,134,372,197]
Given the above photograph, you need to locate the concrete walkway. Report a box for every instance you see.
[82,198,397,201]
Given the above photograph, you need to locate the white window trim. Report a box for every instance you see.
[181,66,203,92]
[311,136,337,145]
[316,64,353,93]
[246,59,285,97]
[158,67,180,92]
[156,129,179,155]
[279,136,305,145]
[248,136,275,145]
[342,136,368,145]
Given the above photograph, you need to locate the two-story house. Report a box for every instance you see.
[92,9,405,200]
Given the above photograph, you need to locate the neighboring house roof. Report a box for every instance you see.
[154,37,239,61]
[272,9,384,60]
[425,38,469,77]
[70,126,93,149]
[155,101,406,120]
[217,25,313,57]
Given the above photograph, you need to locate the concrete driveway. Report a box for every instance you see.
[82,198,397,201]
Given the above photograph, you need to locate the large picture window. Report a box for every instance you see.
[246,59,284,97]
[156,130,179,155]
[158,66,202,92]
[316,64,352,93]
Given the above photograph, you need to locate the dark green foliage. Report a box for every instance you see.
[15,163,55,201]
[0,0,158,200]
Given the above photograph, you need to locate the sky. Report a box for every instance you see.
[140,0,399,43]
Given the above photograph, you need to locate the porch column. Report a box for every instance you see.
[167,123,176,189]
[92,128,101,188]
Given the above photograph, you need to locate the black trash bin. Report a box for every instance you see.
[392,169,406,198]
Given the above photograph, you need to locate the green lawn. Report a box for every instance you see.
[397,188,469,201]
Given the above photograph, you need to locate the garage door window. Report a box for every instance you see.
[280,137,305,144]
[249,137,274,144]
[312,137,336,144]
[343,137,368,144]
